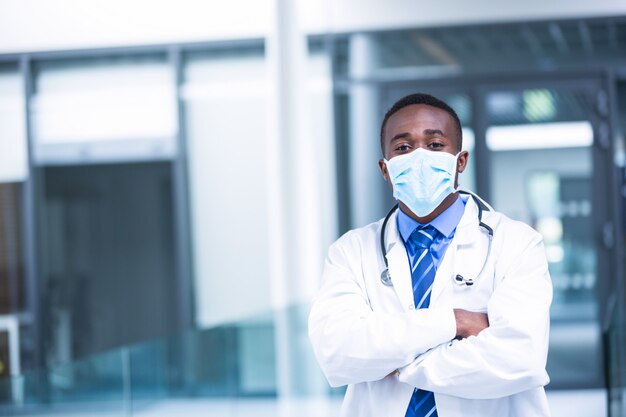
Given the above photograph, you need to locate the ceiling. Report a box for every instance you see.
[373,16,626,73]
[356,17,621,126]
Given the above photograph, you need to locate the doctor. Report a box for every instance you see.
[308,93,553,417]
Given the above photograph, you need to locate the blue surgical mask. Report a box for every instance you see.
[384,148,459,217]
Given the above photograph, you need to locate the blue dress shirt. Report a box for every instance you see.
[397,194,467,270]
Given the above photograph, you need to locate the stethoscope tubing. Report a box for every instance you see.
[380,191,493,287]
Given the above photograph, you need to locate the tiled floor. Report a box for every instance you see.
[2,389,607,416]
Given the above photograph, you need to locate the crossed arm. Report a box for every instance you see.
[454,309,489,338]
[309,228,551,398]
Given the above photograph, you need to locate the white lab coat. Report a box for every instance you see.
[308,195,552,417]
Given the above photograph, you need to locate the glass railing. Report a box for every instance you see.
[0,304,345,416]
[2,300,609,416]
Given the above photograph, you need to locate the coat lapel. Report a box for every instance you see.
[384,196,483,310]
[431,196,480,304]
[384,211,415,311]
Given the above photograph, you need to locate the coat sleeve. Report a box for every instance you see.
[308,231,456,387]
[397,224,552,399]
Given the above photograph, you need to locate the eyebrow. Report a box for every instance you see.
[423,129,445,137]
[389,132,411,143]
[389,129,446,143]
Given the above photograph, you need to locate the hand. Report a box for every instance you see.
[454,309,489,339]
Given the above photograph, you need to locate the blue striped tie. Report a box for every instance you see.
[405,225,438,417]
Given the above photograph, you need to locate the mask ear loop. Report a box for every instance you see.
[453,151,463,192]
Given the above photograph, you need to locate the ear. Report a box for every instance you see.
[456,151,469,173]
[378,159,393,190]
[378,159,388,180]
[454,151,469,189]
[378,159,389,182]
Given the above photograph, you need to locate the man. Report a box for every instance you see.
[308,93,552,417]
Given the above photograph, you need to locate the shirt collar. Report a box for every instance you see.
[397,194,467,243]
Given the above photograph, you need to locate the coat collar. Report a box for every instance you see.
[454,195,481,244]
[383,195,480,254]
[382,195,483,309]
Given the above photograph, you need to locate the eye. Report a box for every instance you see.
[394,143,412,152]
[428,141,445,149]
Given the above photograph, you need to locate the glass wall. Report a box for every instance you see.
[31,56,177,164]
[0,66,27,379]
[608,78,626,416]
[31,56,183,365]
[0,305,343,417]
[485,85,601,388]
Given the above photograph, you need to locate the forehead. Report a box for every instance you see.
[384,104,456,141]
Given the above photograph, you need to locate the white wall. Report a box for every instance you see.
[183,46,335,327]
[0,0,272,53]
[183,51,273,327]
[2,0,626,54]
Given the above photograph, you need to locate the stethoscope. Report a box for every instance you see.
[380,190,494,288]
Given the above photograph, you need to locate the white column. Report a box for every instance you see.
[348,34,388,228]
[266,0,324,310]
[266,0,328,403]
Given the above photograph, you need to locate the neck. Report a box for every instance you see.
[400,192,459,224]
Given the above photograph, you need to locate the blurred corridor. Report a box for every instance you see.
[1,1,626,416]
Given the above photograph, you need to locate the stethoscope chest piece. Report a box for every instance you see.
[381,269,393,286]
[454,274,474,286]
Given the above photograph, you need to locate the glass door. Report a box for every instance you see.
[482,80,610,389]
[31,55,184,365]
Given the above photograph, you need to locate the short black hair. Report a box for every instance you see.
[379,93,463,153]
